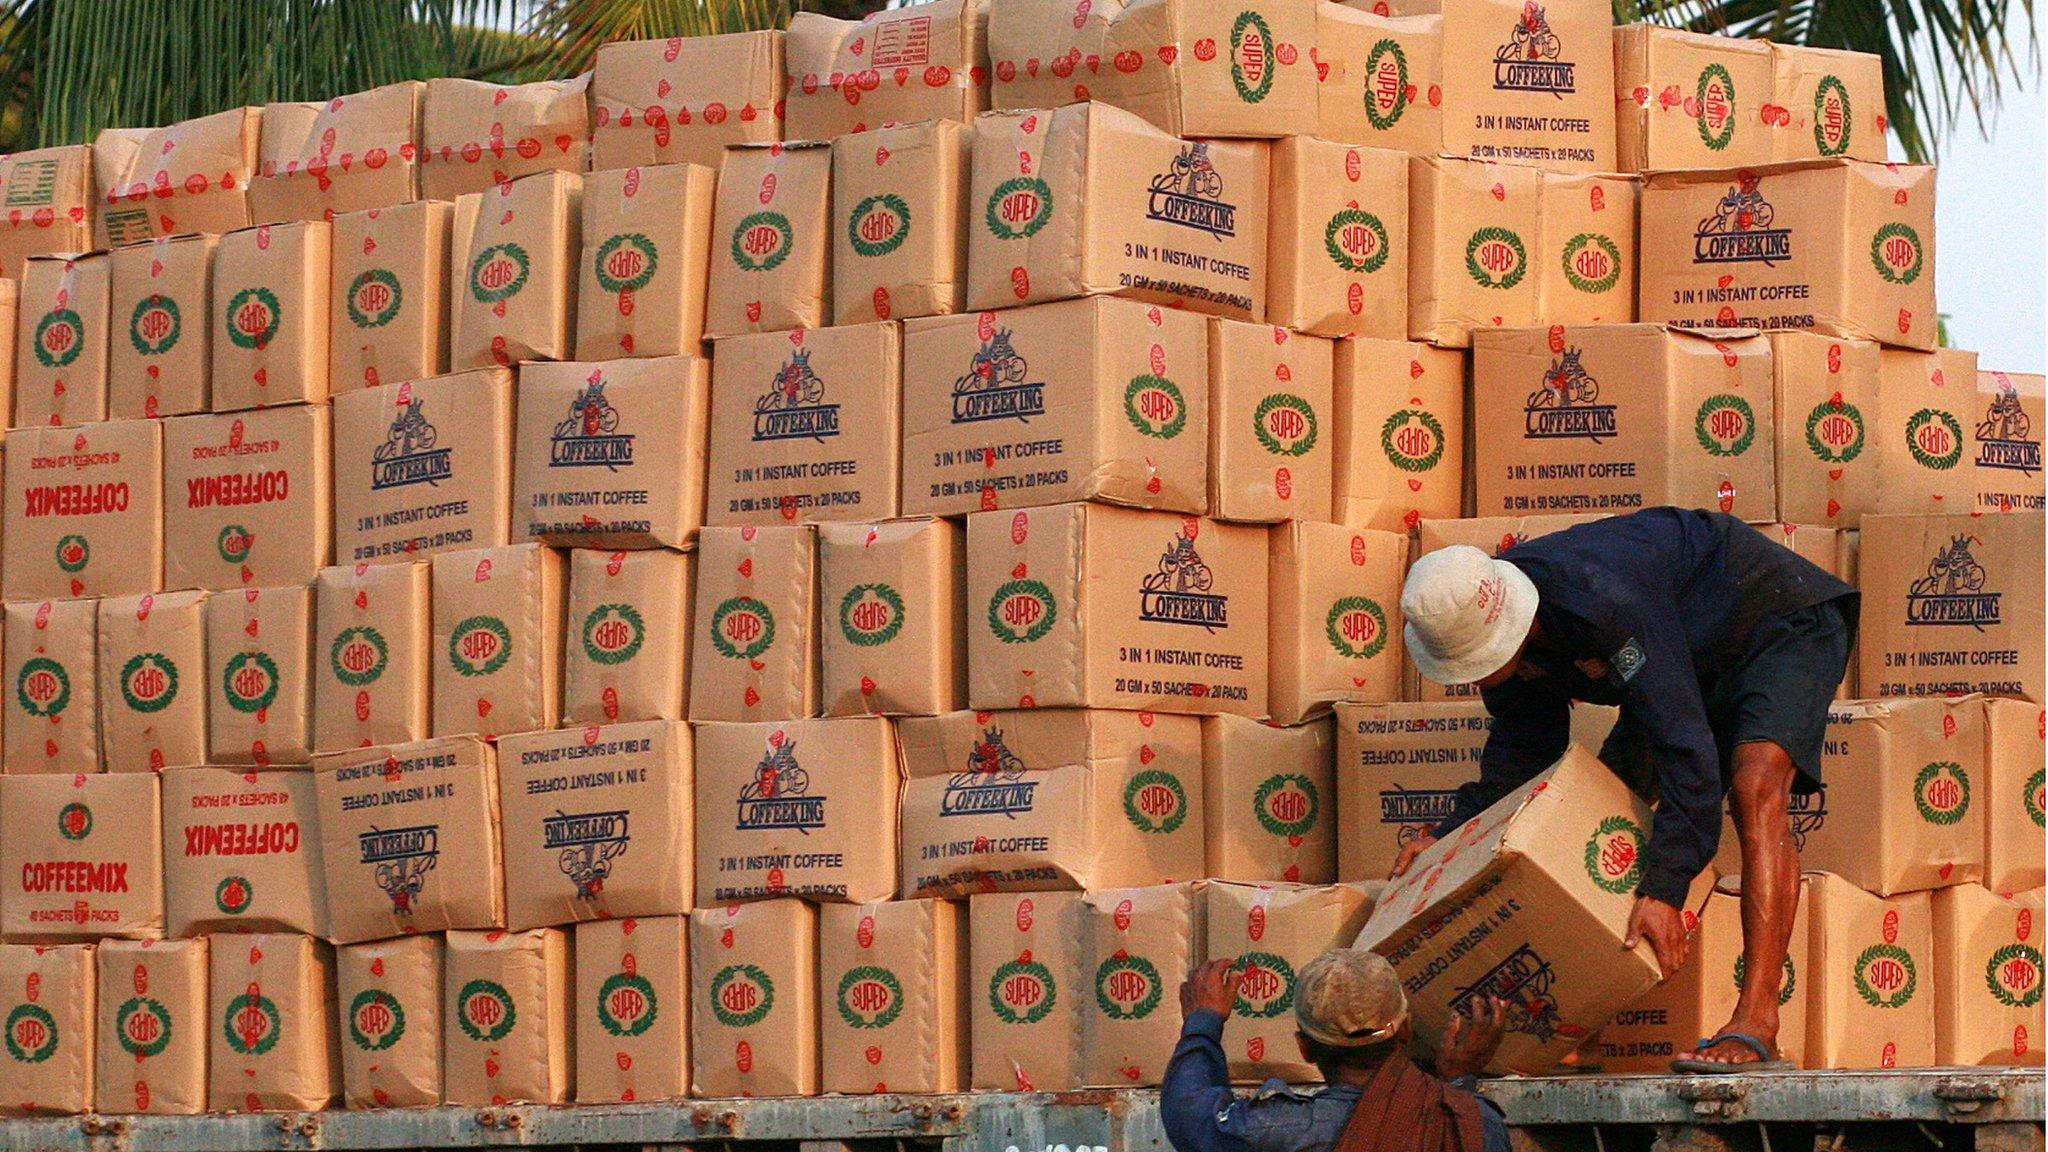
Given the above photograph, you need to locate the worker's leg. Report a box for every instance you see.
[1697,739,1800,1065]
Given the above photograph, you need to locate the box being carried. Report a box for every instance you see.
[332,368,516,565]
[1856,513,2044,704]
[97,938,209,1115]
[590,33,785,171]
[0,943,95,1116]
[575,916,689,1103]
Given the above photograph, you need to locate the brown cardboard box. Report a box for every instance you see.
[449,171,583,370]
[708,323,902,525]
[1768,44,1888,163]
[0,147,94,280]
[575,916,688,1103]
[2,419,163,600]
[689,899,818,1096]
[1406,156,1541,347]
[1974,370,2046,514]
[1314,7,1444,155]
[563,548,692,724]
[209,222,331,411]
[1208,321,1333,523]
[897,708,1204,896]
[901,297,1210,517]
[16,252,111,427]
[688,525,817,724]
[443,928,571,1106]
[313,736,506,945]
[205,586,315,767]
[1472,324,1775,521]
[1760,521,1841,576]
[1805,873,1933,1069]
[694,717,900,905]
[4,598,99,774]
[1638,161,1937,350]
[0,942,94,1115]
[91,131,150,249]
[786,0,989,140]
[0,766,161,940]
[966,103,1269,320]
[1205,881,1377,1081]
[207,933,338,1111]
[1078,881,1205,1086]
[335,935,442,1108]
[1613,25,1775,172]
[1404,514,1611,700]
[832,122,970,325]
[1202,715,1335,884]
[590,33,786,171]
[576,163,717,360]
[968,890,1081,1089]
[0,279,17,421]
[97,590,208,773]
[1331,337,1464,533]
[1333,701,1490,883]
[430,543,564,740]
[1269,521,1406,723]
[496,721,694,929]
[108,234,215,418]
[817,518,965,717]
[160,767,327,938]
[96,937,208,1114]
[705,142,832,339]
[1856,513,2044,704]
[513,356,711,550]
[1878,347,1981,515]
[1536,173,1637,326]
[1265,139,1407,342]
[1770,332,1880,528]
[162,405,332,590]
[1932,884,2045,1066]
[249,83,425,225]
[103,109,260,239]
[817,899,968,1093]
[329,202,453,393]
[1797,697,1983,896]
[332,369,516,565]
[968,505,1269,716]
[1985,698,2045,894]
[1438,0,1615,172]
[313,561,430,751]
[420,77,591,203]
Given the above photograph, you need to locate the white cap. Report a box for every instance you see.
[1401,545,1540,686]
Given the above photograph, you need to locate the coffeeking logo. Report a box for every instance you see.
[371,398,452,490]
[1696,63,1737,150]
[1124,374,1188,440]
[1976,379,2042,475]
[550,377,636,471]
[597,972,659,1037]
[1124,770,1189,834]
[1492,3,1575,94]
[1524,348,1616,442]
[710,963,775,1028]
[989,956,1056,1025]
[735,736,827,833]
[987,578,1057,645]
[1256,393,1319,458]
[359,824,439,913]
[116,996,174,1058]
[34,308,84,369]
[1584,815,1646,894]
[1913,760,1970,826]
[1905,534,2001,631]
[582,603,645,666]
[753,347,841,442]
[347,989,406,1052]
[839,583,905,648]
[225,286,282,351]
[129,294,182,356]
[1987,942,2045,1009]
[952,328,1045,424]
[1324,209,1390,275]
[222,651,280,714]
[1147,143,1237,238]
[469,243,530,304]
[1381,787,1459,831]
[330,626,389,688]
[1693,176,1791,266]
[848,194,912,259]
[837,965,905,1029]
[6,1002,59,1063]
[1325,597,1389,661]
[1454,944,1563,1041]
[346,269,403,329]
[731,211,795,273]
[1694,394,1758,458]
[1805,395,1867,465]
[15,655,70,719]
[1255,773,1319,840]
[594,233,659,295]
[1232,952,1297,1019]
[943,726,1037,818]
[984,177,1053,241]
[456,979,517,1043]
[1139,533,1228,631]
[1363,39,1410,130]
[1813,74,1853,157]
[710,597,776,661]
[545,809,631,899]
[1095,953,1164,1020]
[447,616,513,678]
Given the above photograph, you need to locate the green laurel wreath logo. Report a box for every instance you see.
[839,583,906,647]
[217,525,254,564]
[1230,10,1276,103]
[1870,222,1925,285]
[1380,409,1445,473]
[56,802,91,841]
[468,243,531,303]
[1253,773,1319,839]
[16,655,71,718]
[116,997,174,1058]
[709,597,776,661]
[989,958,1057,1025]
[1253,393,1319,457]
[1323,208,1390,274]
[330,625,390,687]
[1986,943,2045,1008]
[1912,760,1970,825]
[1854,943,1917,1008]
[1695,63,1737,151]
[128,294,182,356]
[347,989,406,1052]
[55,534,88,574]
[1584,814,1647,894]
[581,603,646,666]
[345,270,403,329]
[447,615,514,677]
[985,177,1053,240]
[224,286,282,350]
[214,875,254,915]
[1325,597,1389,661]
[1231,951,1298,1018]
[1733,953,1797,1006]
[847,193,912,258]
[1095,953,1164,1020]
[1124,769,1189,834]
[120,652,179,715]
[710,964,775,1029]
[221,651,281,714]
[730,212,794,273]
[1561,233,1623,295]
[1363,39,1410,130]
[222,992,281,1055]
[456,979,517,1042]
[597,972,660,1037]
[33,308,84,367]
[1694,394,1757,458]
[1905,409,1965,471]
[6,1003,59,1063]
[1465,226,1527,290]
[1804,399,1867,464]
[2025,768,2045,828]
[594,233,659,293]
[836,965,905,1030]
[1814,75,1853,156]
[1124,375,1188,440]
[987,579,1057,644]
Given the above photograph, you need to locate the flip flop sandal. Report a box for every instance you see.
[1670,1031,1797,1074]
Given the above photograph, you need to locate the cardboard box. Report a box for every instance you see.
[1974,370,2047,514]
[1613,25,1775,171]
[968,505,1269,716]
[817,899,968,1093]
[162,405,332,590]
[449,171,583,370]
[96,937,208,1114]
[2,419,163,600]
[576,163,717,360]
[967,102,1269,321]
[786,0,990,139]
[897,709,1205,896]
[206,933,338,1112]
[1206,881,1377,1081]
[430,543,564,740]
[313,736,506,945]
[590,33,786,171]
[1985,698,2045,894]
[1638,161,1937,350]
[102,109,259,239]
[694,717,901,905]
[832,121,970,324]
[0,770,162,941]
[1270,521,1406,722]
[420,77,590,203]
[1769,332,1880,528]
[1314,7,1444,155]
[1795,697,1983,896]
[159,768,326,938]
[901,297,1210,517]
[335,935,442,1108]
[209,221,331,411]
[248,83,425,225]
[313,561,430,751]
[968,890,1082,1089]
[1536,173,1638,326]
[496,721,694,929]
[1805,873,1933,1069]
[16,252,111,428]
[707,323,902,525]
[1856,513,2044,704]
[1333,701,1490,882]
[563,547,692,725]
[4,598,99,774]
[205,585,315,767]
[0,942,94,1115]
[443,928,571,1106]
[1406,155,1541,347]
[1202,715,1335,884]
[96,590,208,773]
[1208,321,1333,523]
[1265,139,1406,342]
[513,356,711,550]
[689,899,818,1097]
[1473,324,1776,520]
[0,147,94,280]
[1932,884,2045,1066]
[1331,337,1464,532]
[574,915,689,1103]
[688,525,818,724]
[91,132,149,249]
[108,234,215,418]
[705,142,832,339]
[1438,0,1615,172]
[0,278,17,422]
[1878,347,1981,515]
[1768,44,1888,163]
[817,517,965,717]
[332,368,516,565]
[1078,881,1205,1086]
[329,201,453,393]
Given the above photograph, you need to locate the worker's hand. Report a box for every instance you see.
[1179,958,1243,1020]
[1436,996,1508,1081]
[1624,895,1690,979]
[1390,834,1438,879]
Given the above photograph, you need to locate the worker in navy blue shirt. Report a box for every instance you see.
[1393,508,1856,1073]
[1163,951,1511,1152]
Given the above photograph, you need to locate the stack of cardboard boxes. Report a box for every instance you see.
[0,0,2040,1116]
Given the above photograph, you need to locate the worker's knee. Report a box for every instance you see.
[1730,742,1795,823]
